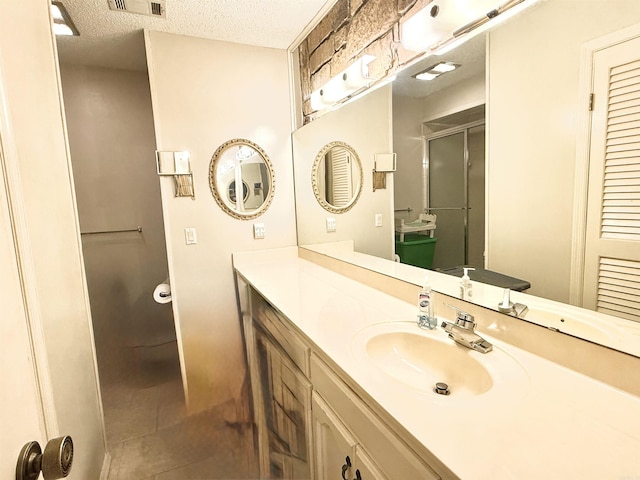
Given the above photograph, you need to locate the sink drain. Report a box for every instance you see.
[434,382,450,395]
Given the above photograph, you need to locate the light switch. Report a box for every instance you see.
[185,227,197,245]
[326,217,336,233]
[375,213,383,227]
[174,151,191,174]
[253,223,265,239]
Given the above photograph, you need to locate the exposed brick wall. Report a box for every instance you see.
[297,0,433,123]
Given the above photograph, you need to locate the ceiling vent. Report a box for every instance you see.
[107,0,166,18]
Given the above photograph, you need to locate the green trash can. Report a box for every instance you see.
[395,234,437,269]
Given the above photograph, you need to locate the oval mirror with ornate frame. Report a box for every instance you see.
[312,141,363,214]
[209,138,275,220]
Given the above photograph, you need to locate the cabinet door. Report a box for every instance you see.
[311,354,442,480]
[240,290,271,476]
[312,393,357,480]
[256,326,313,479]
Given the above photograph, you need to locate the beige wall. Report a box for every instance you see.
[392,92,424,222]
[486,0,640,302]
[0,2,105,478]
[59,65,177,386]
[145,31,297,413]
[422,73,485,122]
[293,85,395,259]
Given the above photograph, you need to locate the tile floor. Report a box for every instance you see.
[101,342,258,480]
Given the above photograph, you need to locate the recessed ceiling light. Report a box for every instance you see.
[431,62,458,73]
[51,2,79,36]
[413,62,460,81]
[415,72,440,81]
[51,4,65,21]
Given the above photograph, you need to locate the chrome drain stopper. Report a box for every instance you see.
[434,382,450,395]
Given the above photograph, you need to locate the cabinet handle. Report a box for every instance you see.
[341,456,352,480]
[355,469,362,480]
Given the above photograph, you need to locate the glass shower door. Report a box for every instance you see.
[428,132,466,269]
[427,123,485,270]
[467,125,485,267]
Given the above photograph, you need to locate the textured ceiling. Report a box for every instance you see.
[56,0,331,71]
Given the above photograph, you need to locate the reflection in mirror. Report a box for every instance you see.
[312,141,363,213]
[293,1,640,358]
[209,139,274,220]
[228,180,249,204]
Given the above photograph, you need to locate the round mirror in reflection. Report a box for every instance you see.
[312,141,363,213]
[208,139,275,220]
[228,180,249,204]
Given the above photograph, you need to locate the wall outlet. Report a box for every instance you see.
[375,213,383,227]
[326,217,336,233]
[253,223,265,239]
[185,227,197,245]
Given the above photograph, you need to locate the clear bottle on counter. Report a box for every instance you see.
[417,275,437,329]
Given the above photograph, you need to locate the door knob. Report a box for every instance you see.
[16,436,73,480]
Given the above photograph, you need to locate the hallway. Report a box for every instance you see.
[102,342,258,480]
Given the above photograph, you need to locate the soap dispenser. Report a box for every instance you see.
[459,267,475,301]
[417,275,437,329]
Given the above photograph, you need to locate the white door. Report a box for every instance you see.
[0,141,48,477]
[583,34,640,321]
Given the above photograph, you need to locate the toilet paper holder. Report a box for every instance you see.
[153,279,172,304]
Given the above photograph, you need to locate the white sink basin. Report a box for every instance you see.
[351,322,529,401]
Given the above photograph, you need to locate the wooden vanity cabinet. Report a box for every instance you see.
[240,280,313,479]
[253,326,312,478]
[237,278,443,480]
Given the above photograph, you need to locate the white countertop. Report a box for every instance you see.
[233,246,640,480]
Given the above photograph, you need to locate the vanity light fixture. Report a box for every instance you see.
[414,62,460,81]
[51,2,79,36]
[401,0,540,54]
[310,55,376,111]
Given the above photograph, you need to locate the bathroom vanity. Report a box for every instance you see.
[233,247,640,479]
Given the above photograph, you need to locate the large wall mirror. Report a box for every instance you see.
[209,138,275,220]
[292,0,640,358]
[292,83,395,260]
[312,141,363,213]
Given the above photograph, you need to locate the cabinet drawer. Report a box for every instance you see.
[252,291,310,377]
[311,354,441,480]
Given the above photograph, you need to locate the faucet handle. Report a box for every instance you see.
[498,288,514,313]
[444,304,475,330]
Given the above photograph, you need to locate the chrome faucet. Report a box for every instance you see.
[497,288,529,318]
[440,305,493,354]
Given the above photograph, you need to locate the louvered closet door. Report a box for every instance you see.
[583,35,640,321]
[327,148,352,207]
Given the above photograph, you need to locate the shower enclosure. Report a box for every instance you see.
[425,121,485,269]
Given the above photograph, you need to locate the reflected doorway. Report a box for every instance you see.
[425,119,485,269]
